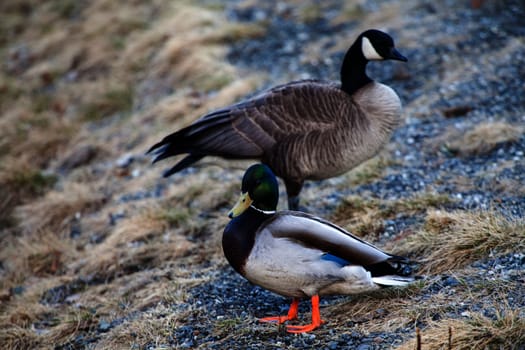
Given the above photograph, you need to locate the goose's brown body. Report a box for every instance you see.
[260,80,402,182]
[149,29,406,209]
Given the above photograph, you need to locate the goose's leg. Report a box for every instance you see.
[286,295,324,333]
[284,179,303,211]
[259,298,299,324]
[287,196,300,212]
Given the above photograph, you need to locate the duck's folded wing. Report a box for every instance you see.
[266,211,393,266]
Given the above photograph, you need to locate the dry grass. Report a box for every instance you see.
[440,121,524,157]
[0,108,72,227]
[330,2,366,25]
[399,307,525,350]
[14,232,70,278]
[0,111,74,168]
[0,1,264,347]
[0,233,79,300]
[331,192,454,237]
[14,183,107,235]
[75,206,195,280]
[0,158,57,227]
[81,85,134,121]
[96,304,178,349]
[397,209,525,273]
[325,282,425,333]
[0,326,41,350]
[341,154,397,187]
[80,270,210,349]
[325,275,524,347]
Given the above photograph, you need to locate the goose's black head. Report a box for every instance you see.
[341,29,407,95]
[228,164,279,218]
[358,29,407,62]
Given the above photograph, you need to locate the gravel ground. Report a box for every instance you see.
[164,0,525,348]
[170,253,525,349]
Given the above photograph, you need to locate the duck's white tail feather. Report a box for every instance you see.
[372,275,415,287]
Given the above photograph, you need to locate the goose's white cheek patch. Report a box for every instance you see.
[362,37,383,60]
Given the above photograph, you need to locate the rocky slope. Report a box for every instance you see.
[1,0,524,349]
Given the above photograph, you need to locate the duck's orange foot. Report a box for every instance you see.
[285,295,324,333]
[286,320,325,333]
[259,298,299,325]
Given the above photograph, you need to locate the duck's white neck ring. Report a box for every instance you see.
[250,205,276,215]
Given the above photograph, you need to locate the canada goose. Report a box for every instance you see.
[223,164,418,333]
[148,29,407,210]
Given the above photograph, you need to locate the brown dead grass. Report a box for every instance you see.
[0,158,57,227]
[342,153,397,187]
[0,231,78,294]
[326,282,425,334]
[325,276,524,346]
[96,304,178,349]
[74,206,195,280]
[396,209,525,274]
[398,307,525,350]
[139,2,265,100]
[47,311,98,348]
[440,121,524,157]
[17,123,74,166]
[332,192,454,237]
[14,183,107,235]
[16,232,70,277]
[0,1,277,349]
[77,269,210,349]
[0,326,41,350]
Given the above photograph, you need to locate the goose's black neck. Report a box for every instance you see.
[340,39,372,95]
[222,207,273,275]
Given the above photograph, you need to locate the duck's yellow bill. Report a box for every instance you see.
[228,192,252,218]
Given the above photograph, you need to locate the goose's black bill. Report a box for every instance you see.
[388,47,407,62]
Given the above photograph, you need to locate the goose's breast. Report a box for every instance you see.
[304,83,402,180]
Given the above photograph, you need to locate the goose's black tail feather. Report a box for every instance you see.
[147,109,248,176]
[162,154,204,177]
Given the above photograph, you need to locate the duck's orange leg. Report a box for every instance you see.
[286,295,324,333]
[259,298,299,324]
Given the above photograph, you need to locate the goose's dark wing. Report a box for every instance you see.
[148,80,351,175]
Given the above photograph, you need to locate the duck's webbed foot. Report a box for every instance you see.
[286,295,324,333]
[259,298,299,324]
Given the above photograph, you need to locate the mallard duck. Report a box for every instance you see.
[223,164,418,333]
[148,29,407,210]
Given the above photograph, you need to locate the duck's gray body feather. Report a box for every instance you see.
[242,211,410,298]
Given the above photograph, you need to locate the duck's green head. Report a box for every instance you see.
[228,164,279,218]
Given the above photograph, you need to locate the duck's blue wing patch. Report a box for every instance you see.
[321,253,349,267]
